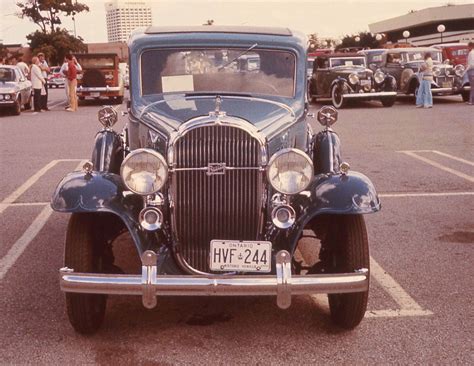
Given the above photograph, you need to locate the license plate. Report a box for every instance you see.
[210,240,272,272]
[90,92,100,97]
[360,79,371,86]
[441,81,452,88]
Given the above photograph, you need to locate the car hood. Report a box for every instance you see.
[331,67,373,78]
[0,81,19,91]
[138,95,296,136]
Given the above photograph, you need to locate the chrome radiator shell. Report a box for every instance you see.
[169,117,267,274]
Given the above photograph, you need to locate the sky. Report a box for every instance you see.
[0,0,471,45]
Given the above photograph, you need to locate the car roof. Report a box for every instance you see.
[0,65,18,69]
[319,53,365,58]
[385,47,440,53]
[144,25,292,36]
[431,43,468,48]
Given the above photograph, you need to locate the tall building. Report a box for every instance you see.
[105,0,152,43]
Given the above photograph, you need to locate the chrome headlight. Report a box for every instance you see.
[454,64,465,77]
[432,67,441,77]
[4,94,11,100]
[120,149,168,195]
[267,148,313,195]
[348,73,359,85]
[374,70,385,84]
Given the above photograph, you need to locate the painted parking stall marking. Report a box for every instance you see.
[0,159,85,280]
[6,158,471,318]
[399,150,474,183]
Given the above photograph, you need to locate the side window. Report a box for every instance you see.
[387,53,401,65]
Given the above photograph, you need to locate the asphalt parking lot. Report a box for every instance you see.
[0,88,473,364]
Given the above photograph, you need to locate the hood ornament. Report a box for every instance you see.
[209,95,226,118]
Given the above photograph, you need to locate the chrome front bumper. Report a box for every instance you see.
[60,250,369,310]
[344,91,397,99]
[77,86,122,92]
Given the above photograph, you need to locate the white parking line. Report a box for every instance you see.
[398,150,474,183]
[0,159,84,214]
[368,257,433,317]
[379,192,474,198]
[0,205,53,280]
[0,160,85,280]
[309,255,433,318]
[431,150,474,167]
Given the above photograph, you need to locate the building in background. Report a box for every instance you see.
[105,0,152,43]
[369,3,474,46]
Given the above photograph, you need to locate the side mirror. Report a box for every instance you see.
[20,77,26,82]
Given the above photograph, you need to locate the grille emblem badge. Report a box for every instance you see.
[207,163,226,176]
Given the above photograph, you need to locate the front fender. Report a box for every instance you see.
[51,171,148,253]
[270,171,381,253]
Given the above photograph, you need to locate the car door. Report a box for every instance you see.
[14,69,27,105]
[381,53,403,91]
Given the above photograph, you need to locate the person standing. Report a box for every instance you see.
[466,42,474,105]
[16,57,30,79]
[30,56,45,113]
[65,54,78,112]
[416,52,433,109]
[60,55,82,108]
[37,52,50,111]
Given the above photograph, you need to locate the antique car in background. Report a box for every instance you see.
[432,43,469,66]
[358,49,386,72]
[74,53,124,104]
[378,47,470,102]
[307,52,397,108]
[51,26,380,334]
[0,65,32,115]
[47,66,65,88]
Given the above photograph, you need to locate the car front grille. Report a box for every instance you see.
[171,125,264,273]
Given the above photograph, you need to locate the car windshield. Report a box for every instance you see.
[329,57,366,68]
[452,49,468,56]
[0,68,15,82]
[141,48,296,98]
[366,53,384,64]
[403,51,442,63]
[78,57,115,69]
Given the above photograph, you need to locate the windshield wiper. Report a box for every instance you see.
[218,43,258,71]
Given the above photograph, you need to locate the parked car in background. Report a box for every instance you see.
[0,65,32,115]
[432,43,469,66]
[74,53,124,104]
[307,52,397,108]
[47,66,65,88]
[358,49,386,71]
[52,26,380,334]
[307,56,315,78]
[119,62,129,89]
[378,47,470,101]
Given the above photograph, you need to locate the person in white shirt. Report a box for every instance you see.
[16,57,29,79]
[466,42,474,105]
[37,52,50,110]
[60,56,82,108]
[30,56,46,113]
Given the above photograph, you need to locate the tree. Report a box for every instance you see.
[336,32,382,51]
[16,0,89,34]
[307,33,324,53]
[26,29,87,65]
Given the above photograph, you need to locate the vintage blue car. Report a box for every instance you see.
[51,26,380,334]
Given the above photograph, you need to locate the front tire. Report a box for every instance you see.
[381,97,396,107]
[65,214,107,335]
[13,97,21,115]
[461,91,469,102]
[325,215,369,329]
[331,84,346,109]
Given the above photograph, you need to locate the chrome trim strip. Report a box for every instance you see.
[77,86,122,92]
[342,91,397,98]
[168,114,268,166]
[170,166,262,172]
[430,87,458,93]
[462,86,471,91]
[59,250,369,310]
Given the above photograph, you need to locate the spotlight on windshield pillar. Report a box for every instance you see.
[437,24,446,43]
[375,34,383,41]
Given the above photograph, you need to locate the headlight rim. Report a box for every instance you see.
[374,70,385,84]
[454,64,465,77]
[348,73,359,85]
[120,148,168,195]
[266,148,314,195]
[432,66,441,77]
